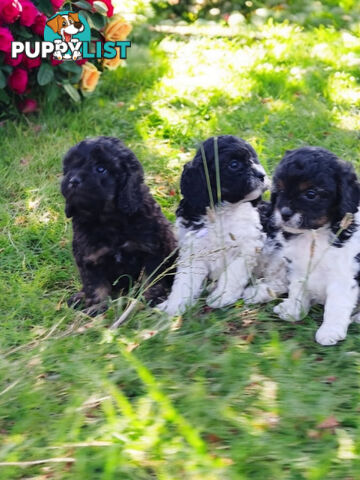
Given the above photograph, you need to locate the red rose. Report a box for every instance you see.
[50,56,62,66]
[18,98,38,113]
[8,68,28,94]
[19,0,37,26]
[103,0,114,17]
[0,0,22,23]
[23,55,41,69]
[31,12,47,37]
[4,52,23,66]
[76,58,87,66]
[50,0,63,11]
[0,26,13,52]
[87,0,113,17]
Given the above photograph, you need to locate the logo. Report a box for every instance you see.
[44,11,90,61]
[11,10,131,62]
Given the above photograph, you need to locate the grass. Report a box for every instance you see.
[1,10,360,479]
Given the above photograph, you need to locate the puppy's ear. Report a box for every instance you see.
[46,15,60,33]
[65,203,74,218]
[270,190,277,207]
[69,12,80,22]
[117,162,144,215]
[336,161,360,220]
[180,159,212,212]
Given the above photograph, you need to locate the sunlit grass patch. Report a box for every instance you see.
[327,72,360,106]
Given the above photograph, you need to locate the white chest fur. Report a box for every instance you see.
[274,210,360,345]
[160,201,265,316]
[177,201,265,277]
[284,219,360,304]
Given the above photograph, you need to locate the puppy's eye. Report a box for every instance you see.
[228,160,244,172]
[96,165,107,174]
[305,189,317,200]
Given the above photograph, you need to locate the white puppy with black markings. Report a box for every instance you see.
[159,135,269,316]
[269,146,360,346]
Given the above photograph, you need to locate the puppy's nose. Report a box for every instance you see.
[69,176,81,188]
[254,170,265,180]
[280,206,293,221]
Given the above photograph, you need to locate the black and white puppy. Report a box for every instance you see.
[61,136,177,315]
[243,201,288,304]
[159,135,269,316]
[270,146,360,345]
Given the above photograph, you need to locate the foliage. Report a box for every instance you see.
[0,0,131,117]
[1,5,360,479]
[150,0,360,29]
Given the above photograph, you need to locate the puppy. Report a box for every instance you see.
[61,136,177,315]
[159,135,269,316]
[243,201,288,304]
[270,146,360,345]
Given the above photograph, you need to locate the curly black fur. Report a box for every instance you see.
[61,136,177,315]
[257,200,283,247]
[176,135,267,229]
[272,146,360,246]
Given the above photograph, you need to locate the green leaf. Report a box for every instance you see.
[45,83,60,104]
[90,12,106,30]
[0,70,6,89]
[1,65,12,75]
[0,88,9,103]
[36,0,52,15]
[73,1,93,11]
[59,62,82,74]
[17,26,33,39]
[62,83,81,102]
[92,1,108,15]
[37,63,54,86]
[71,70,83,84]
[79,10,94,28]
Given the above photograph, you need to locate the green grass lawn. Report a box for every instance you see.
[1,13,360,480]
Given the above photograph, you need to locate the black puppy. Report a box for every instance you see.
[61,136,177,315]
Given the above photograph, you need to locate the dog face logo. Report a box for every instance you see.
[44,11,90,61]
[46,12,84,42]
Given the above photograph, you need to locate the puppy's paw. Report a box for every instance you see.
[144,283,168,305]
[243,284,275,304]
[53,50,62,60]
[274,300,302,322]
[156,300,168,312]
[315,324,347,346]
[83,302,108,317]
[72,51,81,61]
[158,300,186,317]
[207,290,239,309]
[68,291,108,316]
[68,291,86,309]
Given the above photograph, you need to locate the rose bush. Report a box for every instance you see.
[7,66,28,93]
[0,0,22,23]
[0,0,132,116]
